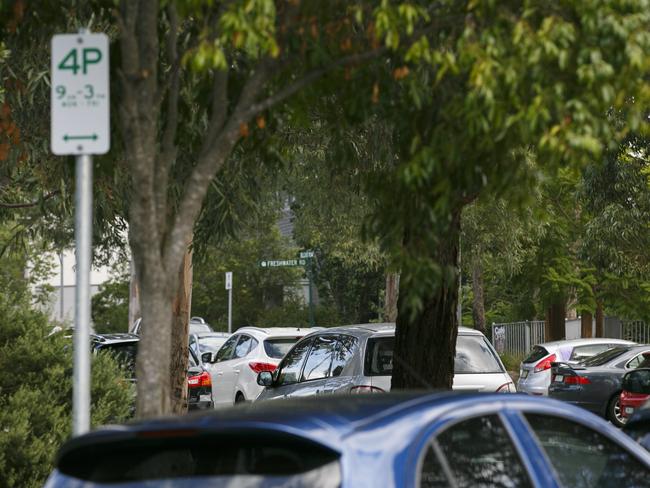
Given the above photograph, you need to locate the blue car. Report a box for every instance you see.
[45,392,650,487]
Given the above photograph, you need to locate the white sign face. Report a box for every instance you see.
[51,33,110,155]
[299,250,314,259]
[225,272,232,290]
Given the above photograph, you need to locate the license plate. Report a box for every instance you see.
[554,375,563,383]
[520,370,529,379]
[625,407,635,415]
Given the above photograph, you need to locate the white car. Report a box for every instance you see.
[208,326,320,406]
[517,337,636,396]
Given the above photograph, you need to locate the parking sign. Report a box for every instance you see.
[51,33,110,155]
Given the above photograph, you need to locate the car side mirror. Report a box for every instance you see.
[257,371,274,387]
[201,352,213,364]
[623,369,650,394]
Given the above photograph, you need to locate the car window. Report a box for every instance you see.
[188,349,198,368]
[264,338,300,359]
[233,335,255,359]
[364,337,394,376]
[433,415,532,487]
[419,445,448,488]
[627,352,650,370]
[214,335,239,362]
[582,346,630,366]
[525,414,649,487]
[277,339,313,386]
[302,336,337,382]
[330,335,357,377]
[454,335,504,374]
[569,344,610,362]
[523,345,549,364]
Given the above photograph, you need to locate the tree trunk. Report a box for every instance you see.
[391,214,460,390]
[128,255,141,330]
[581,311,593,338]
[384,273,400,322]
[170,247,193,414]
[545,300,566,342]
[595,301,604,337]
[471,260,486,334]
[135,270,174,417]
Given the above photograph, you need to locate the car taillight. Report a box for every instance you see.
[249,362,277,374]
[497,382,515,393]
[534,354,556,373]
[350,386,385,394]
[563,375,591,385]
[187,371,211,388]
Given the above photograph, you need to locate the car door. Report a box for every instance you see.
[417,414,534,487]
[522,413,650,487]
[286,335,337,398]
[210,334,239,406]
[323,335,359,394]
[258,338,313,401]
[222,334,258,402]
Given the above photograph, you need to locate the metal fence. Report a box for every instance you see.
[491,321,545,356]
[622,320,650,344]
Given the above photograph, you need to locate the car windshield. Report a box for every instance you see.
[198,336,228,353]
[581,346,631,367]
[264,338,299,359]
[454,335,504,374]
[523,346,549,364]
[96,342,138,378]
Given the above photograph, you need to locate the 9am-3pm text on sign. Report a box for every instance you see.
[51,33,110,155]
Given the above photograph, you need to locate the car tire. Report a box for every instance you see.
[235,392,246,404]
[607,393,627,428]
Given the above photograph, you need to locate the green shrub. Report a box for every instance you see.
[0,288,134,487]
[499,353,524,372]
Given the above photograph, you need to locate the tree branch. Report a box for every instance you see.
[0,190,60,209]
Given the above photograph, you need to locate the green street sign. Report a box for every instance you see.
[259,259,307,268]
[299,250,314,259]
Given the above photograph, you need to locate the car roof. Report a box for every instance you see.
[235,326,322,338]
[534,337,636,349]
[56,391,635,465]
[300,324,486,339]
[91,333,139,344]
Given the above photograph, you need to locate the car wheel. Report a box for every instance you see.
[607,393,627,428]
[235,392,246,404]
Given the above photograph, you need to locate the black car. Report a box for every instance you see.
[549,344,650,427]
[91,333,139,380]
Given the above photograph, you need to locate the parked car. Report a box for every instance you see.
[44,392,650,487]
[188,331,230,366]
[130,316,213,336]
[549,345,650,427]
[621,367,650,420]
[91,333,139,380]
[518,338,635,396]
[187,347,213,411]
[257,324,514,401]
[208,327,320,406]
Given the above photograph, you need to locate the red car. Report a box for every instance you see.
[621,367,650,419]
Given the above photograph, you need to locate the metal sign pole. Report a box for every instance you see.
[226,272,233,334]
[307,259,314,327]
[73,154,93,436]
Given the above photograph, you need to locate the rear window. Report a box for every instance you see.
[365,337,394,376]
[454,335,504,374]
[582,346,631,367]
[189,322,212,334]
[523,346,549,364]
[95,342,138,378]
[52,430,340,487]
[569,344,611,362]
[264,338,299,359]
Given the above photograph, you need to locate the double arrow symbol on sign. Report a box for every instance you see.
[63,134,98,141]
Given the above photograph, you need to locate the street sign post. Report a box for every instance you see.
[258,251,316,327]
[225,272,233,334]
[51,30,110,437]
